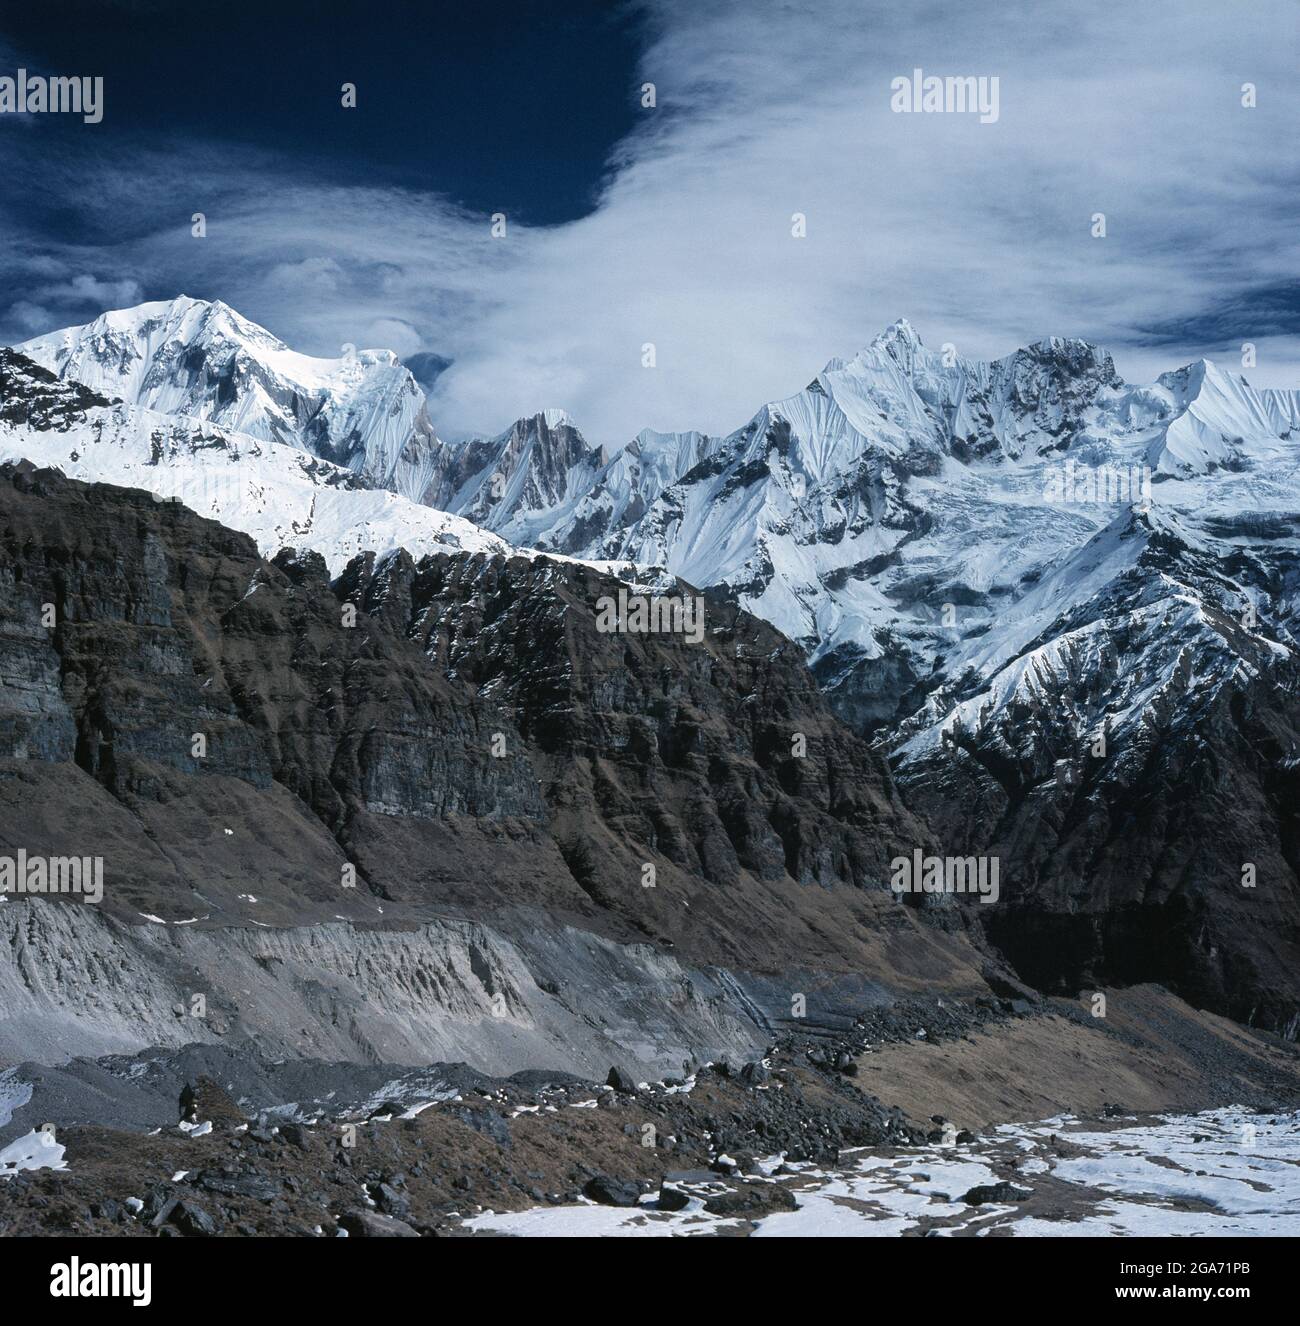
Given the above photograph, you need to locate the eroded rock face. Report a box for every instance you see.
[0,464,989,1073]
[333,545,963,976]
[1,455,1293,1058]
[0,463,545,823]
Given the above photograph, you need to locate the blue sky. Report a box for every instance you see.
[1,0,1296,442]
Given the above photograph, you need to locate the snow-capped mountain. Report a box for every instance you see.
[427,415,724,556]
[10,300,1300,756]
[14,299,716,559]
[501,317,1293,1029]
[424,409,610,548]
[889,482,1300,1029]
[0,348,510,573]
[1149,357,1300,477]
[18,296,443,503]
[527,427,722,555]
[524,321,1299,738]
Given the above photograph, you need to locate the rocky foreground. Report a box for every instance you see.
[3,990,1297,1238]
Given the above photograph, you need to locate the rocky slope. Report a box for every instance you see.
[0,462,994,1078]
[2,988,1295,1238]
[465,322,1299,1036]
[334,545,950,976]
[888,502,1300,1032]
[438,322,1300,1036]
[5,303,1299,1042]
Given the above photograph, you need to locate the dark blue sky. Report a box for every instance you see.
[2,0,643,226]
[1,0,1296,440]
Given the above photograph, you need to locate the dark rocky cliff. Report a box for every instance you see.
[0,463,992,1072]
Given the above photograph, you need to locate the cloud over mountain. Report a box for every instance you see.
[1,1,1297,443]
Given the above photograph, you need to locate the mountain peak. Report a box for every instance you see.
[818,320,926,378]
[61,295,274,355]
[496,409,592,449]
[92,294,200,329]
[872,317,922,346]
[1156,357,1220,399]
[16,295,442,503]
[1001,336,1122,392]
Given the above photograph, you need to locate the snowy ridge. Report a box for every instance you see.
[19,296,443,503]
[1150,358,1300,477]
[889,504,1292,767]
[549,321,1300,763]
[0,350,512,574]
[425,410,610,548]
[513,427,723,557]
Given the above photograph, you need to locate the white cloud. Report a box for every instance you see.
[363,317,422,357]
[394,0,1300,436]
[3,0,1296,442]
[44,274,143,307]
[6,301,55,334]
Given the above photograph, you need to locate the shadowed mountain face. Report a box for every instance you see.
[0,463,994,1073]
[890,508,1300,1035]
[0,348,116,429]
[421,411,610,549]
[0,455,1296,1061]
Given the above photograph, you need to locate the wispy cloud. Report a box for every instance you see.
[1,0,1296,442]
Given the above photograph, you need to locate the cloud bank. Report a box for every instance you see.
[1,0,1297,443]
